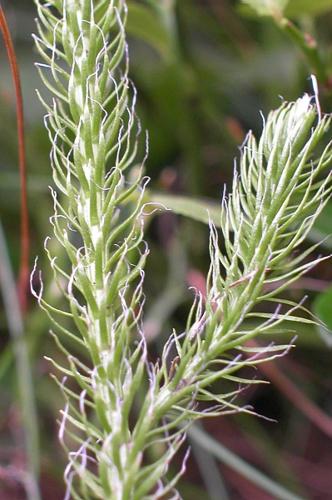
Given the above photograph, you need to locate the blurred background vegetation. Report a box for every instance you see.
[1,0,332,498]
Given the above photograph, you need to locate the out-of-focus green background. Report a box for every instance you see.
[1,1,332,498]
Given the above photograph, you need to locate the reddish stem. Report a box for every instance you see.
[0,6,29,313]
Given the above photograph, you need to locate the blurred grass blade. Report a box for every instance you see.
[242,0,288,18]
[0,171,49,194]
[150,192,332,251]
[314,285,332,347]
[0,222,40,500]
[285,0,332,17]
[279,19,327,83]
[144,238,187,341]
[150,191,222,226]
[127,1,172,59]
[190,422,230,500]
[188,425,304,500]
[240,0,332,18]
[309,201,332,250]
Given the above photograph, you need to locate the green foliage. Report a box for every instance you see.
[242,0,288,19]
[127,2,172,59]
[314,285,332,344]
[285,0,332,17]
[240,0,332,18]
[149,192,222,227]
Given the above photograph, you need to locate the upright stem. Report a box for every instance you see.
[0,6,30,313]
[0,223,40,500]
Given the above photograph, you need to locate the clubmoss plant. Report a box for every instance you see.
[32,0,332,497]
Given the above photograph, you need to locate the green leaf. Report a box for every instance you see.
[310,201,332,250]
[149,192,221,226]
[150,193,332,253]
[127,2,171,59]
[314,286,332,347]
[240,0,332,18]
[241,0,289,18]
[188,425,303,500]
[285,0,332,17]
